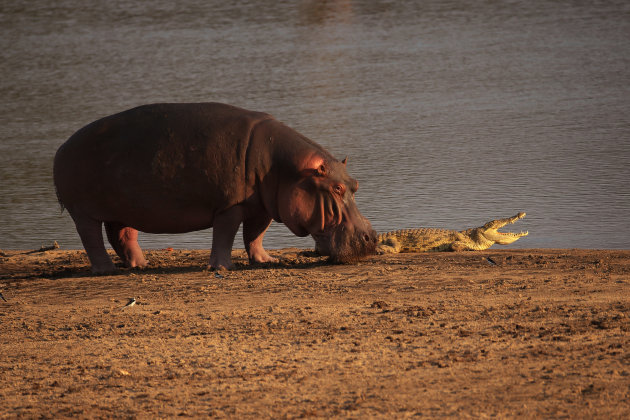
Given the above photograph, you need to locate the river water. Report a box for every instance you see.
[1,0,629,251]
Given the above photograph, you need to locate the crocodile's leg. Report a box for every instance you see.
[449,242,470,252]
[377,237,402,254]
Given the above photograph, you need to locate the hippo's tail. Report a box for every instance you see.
[54,185,65,213]
[53,146,65,213]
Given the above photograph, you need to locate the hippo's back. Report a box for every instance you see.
[53,103,272,233]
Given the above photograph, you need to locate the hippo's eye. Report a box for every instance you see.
[333,184,345,195]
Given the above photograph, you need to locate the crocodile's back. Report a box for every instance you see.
[377,228,462,253]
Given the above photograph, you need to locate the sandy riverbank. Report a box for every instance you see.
[1,248,629,418]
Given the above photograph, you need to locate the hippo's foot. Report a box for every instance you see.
[248,250,278,265]
[104,224,147,269]
[124,255,148,269]
[208,249,233,271]
[91,261,117,275]
[208,259,232,271]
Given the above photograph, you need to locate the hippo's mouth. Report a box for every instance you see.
[308,186,377,263]
[313,226,377,264]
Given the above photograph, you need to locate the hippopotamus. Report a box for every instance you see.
[53,102,377,273]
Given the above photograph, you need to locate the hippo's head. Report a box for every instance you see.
[277,155,377,263]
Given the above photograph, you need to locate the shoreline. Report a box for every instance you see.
[1,248,629,417]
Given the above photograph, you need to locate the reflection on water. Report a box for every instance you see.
[1,1,629,250]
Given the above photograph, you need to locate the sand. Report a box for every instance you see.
[1,247,629,418]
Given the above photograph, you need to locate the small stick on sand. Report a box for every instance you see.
[24,241,60,255]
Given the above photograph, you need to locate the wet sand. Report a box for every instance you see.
[1,248,629,418]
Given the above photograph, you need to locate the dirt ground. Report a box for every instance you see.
[1,247,629,419]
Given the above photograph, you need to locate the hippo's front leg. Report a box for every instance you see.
[243,212,278,264]
[209,206,244,270]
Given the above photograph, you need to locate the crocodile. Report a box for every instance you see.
[377,212,528,253]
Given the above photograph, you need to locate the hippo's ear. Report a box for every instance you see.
[300,156,328,177]
[341,157,348,166]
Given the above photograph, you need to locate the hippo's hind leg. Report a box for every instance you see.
[70,213,116,274]
[104,222,147,269]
